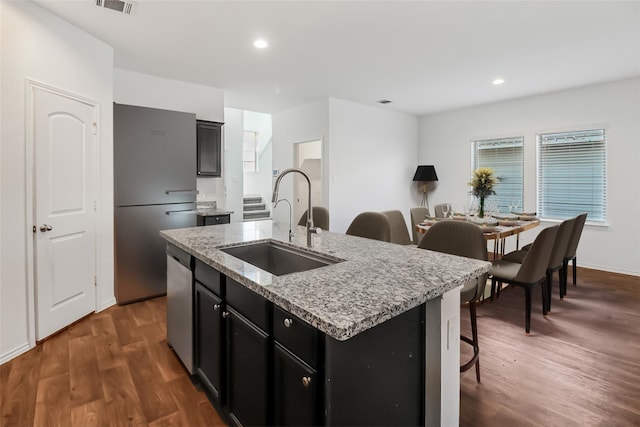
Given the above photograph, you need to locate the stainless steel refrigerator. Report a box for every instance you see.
[114,103,197,305]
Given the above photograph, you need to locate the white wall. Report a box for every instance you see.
[272,99,330,227]
[1,1,114,362]
[329,98,419,233]
[223,108,245,223]
[243,110,273,207]
[419,78,640,275]
[113,69,226,205]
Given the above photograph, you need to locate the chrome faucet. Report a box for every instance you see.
[273,198,294,242]
[272,168,320,247]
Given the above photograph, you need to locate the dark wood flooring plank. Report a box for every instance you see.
[68,335,102,405]
[111,306,144,347]
[123,342,178,423]
[39,333,70,380]
[70,399,107,427]
[33,372,71,427]
[166,375,225,427]
[100,363,147,426]
[1,345,42,427]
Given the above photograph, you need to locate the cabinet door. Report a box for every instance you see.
[194,282,224,403]
[274,343,319,426]
[197,120,222,177]
[227,307,269,427]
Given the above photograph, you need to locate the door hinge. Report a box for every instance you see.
[93,200,97,211]
[94,275,97,286]
[92,122,97,135]
[33,225,36,233]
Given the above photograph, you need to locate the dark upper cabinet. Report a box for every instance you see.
[197,120,223,177]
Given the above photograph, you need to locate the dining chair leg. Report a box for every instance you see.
[573,257,577,286]
[561,260,569,299]
[524,286,532,335]
[470,302,480,383]
[543,274,550,315]
[490,278,496,301]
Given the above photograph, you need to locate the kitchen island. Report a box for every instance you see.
[161,220,490,426]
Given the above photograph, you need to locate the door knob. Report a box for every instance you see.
[40,224,53,232]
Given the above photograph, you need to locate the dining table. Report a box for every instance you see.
[416,216,541,260]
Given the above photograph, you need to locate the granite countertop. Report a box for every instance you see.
[196,208,234,216]
[160,221,491,341]
[196,201,233,216]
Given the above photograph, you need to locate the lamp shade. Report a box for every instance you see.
[412,165,438,182]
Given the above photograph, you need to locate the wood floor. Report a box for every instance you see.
[1,266,638,426]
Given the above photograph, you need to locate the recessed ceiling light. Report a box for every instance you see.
[253,39,268,49]
[492,78,505,85]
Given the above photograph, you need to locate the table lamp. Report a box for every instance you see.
[412,165,438,210]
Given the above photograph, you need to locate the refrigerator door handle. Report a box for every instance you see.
[166,209,199,216]
[165,189,199,195]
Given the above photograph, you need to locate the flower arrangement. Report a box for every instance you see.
[469,167,497,218]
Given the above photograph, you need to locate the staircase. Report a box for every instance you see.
[243,196,271,221]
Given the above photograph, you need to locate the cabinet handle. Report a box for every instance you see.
[222,311,229,318]
[302,376,312,388]
[284,318,293,328]
[213,304,220,311]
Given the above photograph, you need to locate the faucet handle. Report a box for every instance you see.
[310,227,322,235]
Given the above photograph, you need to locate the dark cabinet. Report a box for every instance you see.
[197,120,223,177]
[227,307,270,427]
[194,282,225,403]
[274,343,319,426]
[197,214,230,226]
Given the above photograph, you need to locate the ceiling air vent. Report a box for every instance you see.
[96,0,136,15]
[377,99,392,104]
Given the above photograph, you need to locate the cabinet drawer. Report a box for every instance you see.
[205,215,230,225]
[197,214,230,226]
[194,259,222,296]
[273,305,319,368]
[226,278,269,332]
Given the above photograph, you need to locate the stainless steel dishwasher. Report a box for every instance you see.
[166,243,193,374]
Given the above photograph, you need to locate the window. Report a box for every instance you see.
[471,137,524,212]
[243,131,258,172]
[537,129,606,223]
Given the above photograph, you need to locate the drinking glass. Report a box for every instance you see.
[441,203,450,219]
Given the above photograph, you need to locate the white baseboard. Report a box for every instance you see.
[0,342,32,365]
[97,297,116,312]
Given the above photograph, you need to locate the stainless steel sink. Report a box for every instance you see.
[220,241,342,276]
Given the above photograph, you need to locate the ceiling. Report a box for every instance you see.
[33,0,640,115]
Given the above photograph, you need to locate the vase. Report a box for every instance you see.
[479,196,485,218]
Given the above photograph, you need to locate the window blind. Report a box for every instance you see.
[537,129,606,223]
[472,137,524,212]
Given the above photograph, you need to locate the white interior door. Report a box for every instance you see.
[33,86,97,340]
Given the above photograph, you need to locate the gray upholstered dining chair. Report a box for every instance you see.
[490,225,558,335]
[381,210,412,245]
[345,212,391,242]
[418,220,488,382]
[562,212,587,297]
[297,206,330,231]
[410,207,430,244]
[501,217,577,313]
[433,203,448,218]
